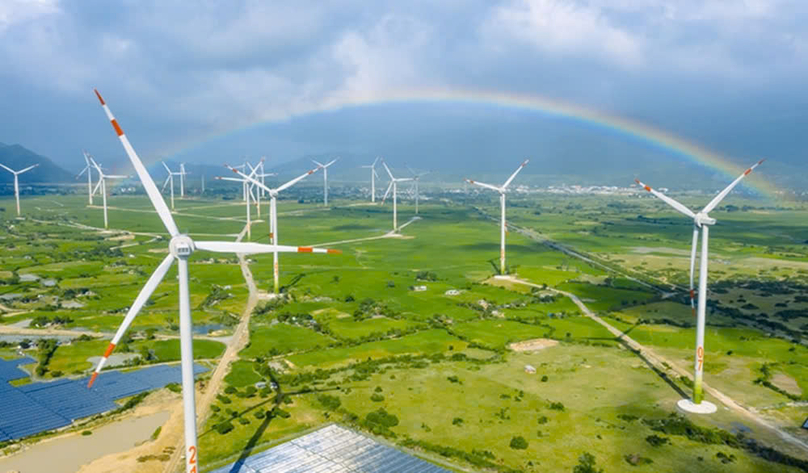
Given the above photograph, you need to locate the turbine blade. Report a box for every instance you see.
[88,254,174,388]
[276,167,319,193]
[195,241,341,255]
[92,179,103,196]
[0,163,13,174]
[162,175,171,192]
[18,164,39,174]
[689,226,699,317]
[77,167,88,179]
[465,179,502,193]
[95,89,179,237]
[502,159,529,188]
[701,159,765,214]
[215,176,245,183]
[634,179,696,219]
[382,181,393,204]
[162,161,171,173]
[382,160,395,180]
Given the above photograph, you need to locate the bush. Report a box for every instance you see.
[224,386,237,395]
[370,393,384,402]
[210,405,220,412]
[238,417,250,425]
[537,415,549,425]
[81,430,92,436]
[317,394,341,411]
[365,408,399,428]
[166,383,182,393]
[215,421,234,435]
[216,394,232,404]
[541,375,549,382]
[254,409,266,419]
[452,417,464,426]
[509,436,528,450]
[573,452,603,473]
[548,401,565,411]
[374,386,383,393]
[645,435,670,447]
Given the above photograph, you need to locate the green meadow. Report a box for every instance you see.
[1,191,807,472]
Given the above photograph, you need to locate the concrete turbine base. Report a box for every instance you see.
[677,399,717,414]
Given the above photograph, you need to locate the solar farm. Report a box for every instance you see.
[0,357,206,442]
[210,424,450,473]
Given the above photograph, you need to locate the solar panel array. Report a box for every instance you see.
[210,424,450,473]
[0,359,207,442]
[0,356,35,382]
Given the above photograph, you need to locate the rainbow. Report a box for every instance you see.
[157,87,776,198]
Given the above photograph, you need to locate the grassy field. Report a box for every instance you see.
[2,191,807,472]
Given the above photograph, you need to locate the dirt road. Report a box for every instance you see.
[510,277,808,455]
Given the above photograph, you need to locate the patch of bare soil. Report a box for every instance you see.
[771,373,802,397]
[509,338,559,352]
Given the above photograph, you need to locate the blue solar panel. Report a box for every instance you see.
[210,424,451,473]
[0,357,35,383]
[0,359,208,441]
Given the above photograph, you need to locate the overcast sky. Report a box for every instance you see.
[1,0,806,175]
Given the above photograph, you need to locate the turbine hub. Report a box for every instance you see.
[169,235,195,258]
[694,212,716,227]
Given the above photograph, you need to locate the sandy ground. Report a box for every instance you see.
[772,373,803,397]
[508,338,559,352]
[0,412,170,473]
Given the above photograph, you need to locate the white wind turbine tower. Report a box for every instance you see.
[226,164,321,294]
[77,151,97,205]
[635,158,764,414]
[179,163,188,197]
[465,159,529,275]
[407,165,429,215]
[162,162,183,210]
[312,158,338,206]
[361,157,380,203]
[0,162,39,216]
[89,89,341,473]
[89,157,128,229]
[381,160,413,232]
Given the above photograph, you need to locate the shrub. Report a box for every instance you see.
[317,394,341,411]
[537,415,549,425]
[541,375,549,382]
[573,452,603,473]
[224,386,237,395]
[215,421,234,435]
[370,393,385,402]
[238,417,250,425]
[548,401,565,411]
[509,436,528,450]
[81,430,92,436]
[166,383,182,393]
[216,394,232,404]
[374,386,383,393]
[452,417,464,426]
[645,435,670,447]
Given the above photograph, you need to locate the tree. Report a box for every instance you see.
[573,453,603,473]
[509,436,528,450]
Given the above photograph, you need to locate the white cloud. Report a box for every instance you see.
[0,0,59,31]
[482,0,643,67]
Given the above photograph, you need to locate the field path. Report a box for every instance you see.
[510,277,808,456]
[311,216,421,247]
[163,222,260,473]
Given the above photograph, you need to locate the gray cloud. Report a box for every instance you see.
[1,0,806,172]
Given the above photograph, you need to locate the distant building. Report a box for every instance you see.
[412,285,427,292]
[445,289,461,296]
[524,364,536,374]
[255,381,267,389]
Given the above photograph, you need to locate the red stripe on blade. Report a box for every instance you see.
[88,372,99,388]
[111,119,124,137]
[94,89,105,105]
[327,249,341,254]
[298,247,313,253]
[103,343,116,358]
[744,168,752,176]
[644,185,651,192]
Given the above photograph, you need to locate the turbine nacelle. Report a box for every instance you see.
[694,212,716,228]
[169,235,195,258]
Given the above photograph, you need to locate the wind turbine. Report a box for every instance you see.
[89,89,341,473]
[162,162,183,210]
[215,163,263,240]
[635,158,764,414]
[361,157,380,203]
[312,158,338,206]
[226,164,320,294]
[381,160,413,232]
[89,157,128,229]
[254,158,277,197]
[407,165,430,215]
[77,151,96,205]
[465,159,529,275]
[0,162,39,216]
